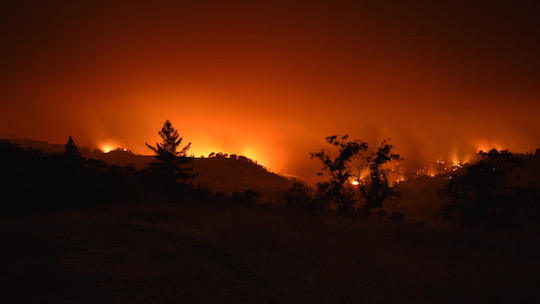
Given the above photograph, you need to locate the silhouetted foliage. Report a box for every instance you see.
[284,182,327,216]
[438,149,537,230]
[311,136,403,216]
[215,152,228,159]
[145,120,196,193]
[64,136,82,161]
[0,140,147,214]
[0,138,286,215]
[311,135,368,215]
[359,140,402,215]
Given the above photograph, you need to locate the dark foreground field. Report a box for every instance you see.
[2,202,540,304]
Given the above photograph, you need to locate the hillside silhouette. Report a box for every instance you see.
[2,137,540,303]
[7,138,292,198]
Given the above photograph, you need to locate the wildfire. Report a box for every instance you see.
[452,162,465,171]
[100,144,115,153]
[475,141,505,153]
[98,140,129,154]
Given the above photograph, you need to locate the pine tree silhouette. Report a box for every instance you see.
[146,120,196,188]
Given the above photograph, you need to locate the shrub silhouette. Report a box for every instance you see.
[311,135,368,215]
[438,149,537,229]
[359,139,402,215]
[311,135,401,216]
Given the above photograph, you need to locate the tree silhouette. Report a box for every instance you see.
[64,136,82,161]
[311,135,367,215]
[359,140,402,215]
[146,120,196,188]
[438,149,533,229]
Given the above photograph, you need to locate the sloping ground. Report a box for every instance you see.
[0,227,111,303]
[192,157,291,195]
[4,139,67,154]
[90,150,153,170]
[5,139,292,199]
[0,215,282,304]
[91,153,293,200]
[392,152,540,228]
[393,175,452,228]
[2,204,540,304]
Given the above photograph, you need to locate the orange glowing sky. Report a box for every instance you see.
[1,1,539,180]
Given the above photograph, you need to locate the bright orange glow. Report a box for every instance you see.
[1,2,539,183]
[395,178,405,183]
[351,180,360,186]
[100,143,117,153]
[475,140,506,153]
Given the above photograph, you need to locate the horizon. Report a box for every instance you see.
[7,135,539,186]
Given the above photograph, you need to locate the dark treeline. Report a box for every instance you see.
[0,135,261,215]
[1,138,145,214]
[437,149,540,230]
[287,134,540,232]
[2,121,540,232]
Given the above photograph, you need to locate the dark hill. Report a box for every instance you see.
[393,150,540,228]
[6,139,292,200]
[192,156,291,196]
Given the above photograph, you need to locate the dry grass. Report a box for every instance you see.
[3,201,540,303]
